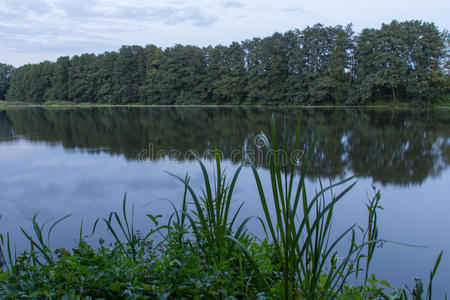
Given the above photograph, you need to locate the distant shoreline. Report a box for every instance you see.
[1,100,449,110]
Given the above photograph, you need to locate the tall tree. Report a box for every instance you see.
[157,45,207,104]
[354,20,448,104]
[48,56,70,101]
[94,51,117,104]
[204,42,247,103]
[0,63,14,100]
[112,45,146,104]
[68,54,96,103]
[401,21,448,102]
[139,44,164,104]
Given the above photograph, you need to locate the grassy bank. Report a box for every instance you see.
[0,120,444,299]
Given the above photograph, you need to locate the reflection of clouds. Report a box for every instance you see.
[1,138,450,295]
[0,141,235,248]
[0,142,188,246]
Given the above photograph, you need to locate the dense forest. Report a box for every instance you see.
[2,20,449,105]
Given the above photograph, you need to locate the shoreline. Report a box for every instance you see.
[1,101,449,110]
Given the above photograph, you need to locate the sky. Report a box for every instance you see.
[1,0,449,67]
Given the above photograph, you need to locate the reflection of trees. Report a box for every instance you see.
[0,110,14,140]
[1,107,449,186]
[346,109,450,185]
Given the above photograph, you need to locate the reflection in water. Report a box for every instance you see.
[0,107,448,186]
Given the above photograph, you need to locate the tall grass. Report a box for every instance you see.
[0,232,14,272]
[168,147,252,266]
[93,193,166,262]
[20,214,71,265]
[231,118,385,298]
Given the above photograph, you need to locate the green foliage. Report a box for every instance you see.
[0,63,14,100]
[4,20,449,105]
[234,118,388,299]
[155,45,208,105]
[168,147,251,267]
[204,42,247,104]
[99,193,162,262]
[352,20,447,104]
[6,62,53,103]
[338,274,392,299]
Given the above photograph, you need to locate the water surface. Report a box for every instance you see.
[0,107,449,295]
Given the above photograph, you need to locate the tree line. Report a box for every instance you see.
[2,20,449,105]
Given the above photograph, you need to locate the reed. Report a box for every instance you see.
[168,146,252,266]
[20,214,71,265]
[233,117,382,299]
[95,193,164,262]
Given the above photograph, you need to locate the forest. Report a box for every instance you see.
[1,20,449,105]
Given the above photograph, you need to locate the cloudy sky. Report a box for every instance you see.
[1,0,449,67]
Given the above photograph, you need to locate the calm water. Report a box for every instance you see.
[0,107,449,295]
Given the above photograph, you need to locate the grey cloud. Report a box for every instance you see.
[222,1,244,9]
[282,7,307,14]
[178,8,218,27]
[3,1,219,29]
[0,0,53,18]
[59,1,103,19]
[119,6,218,27]
[51,1,219,28]
[233,15,247,20]
[0,0,220,64]
[1,38,115,58]
[121,7,178,23]
[0,2,126,56]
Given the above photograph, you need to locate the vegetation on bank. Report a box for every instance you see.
[1,20,449,106]
[0,120,444,299]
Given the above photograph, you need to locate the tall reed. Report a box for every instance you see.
[169,146,252,266]
[96,193,164,262]
[233,117,379,299]
[20,214,71,265]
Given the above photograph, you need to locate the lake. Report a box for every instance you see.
[0,106,449,296]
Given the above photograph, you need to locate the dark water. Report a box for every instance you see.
[0,107,449,295]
